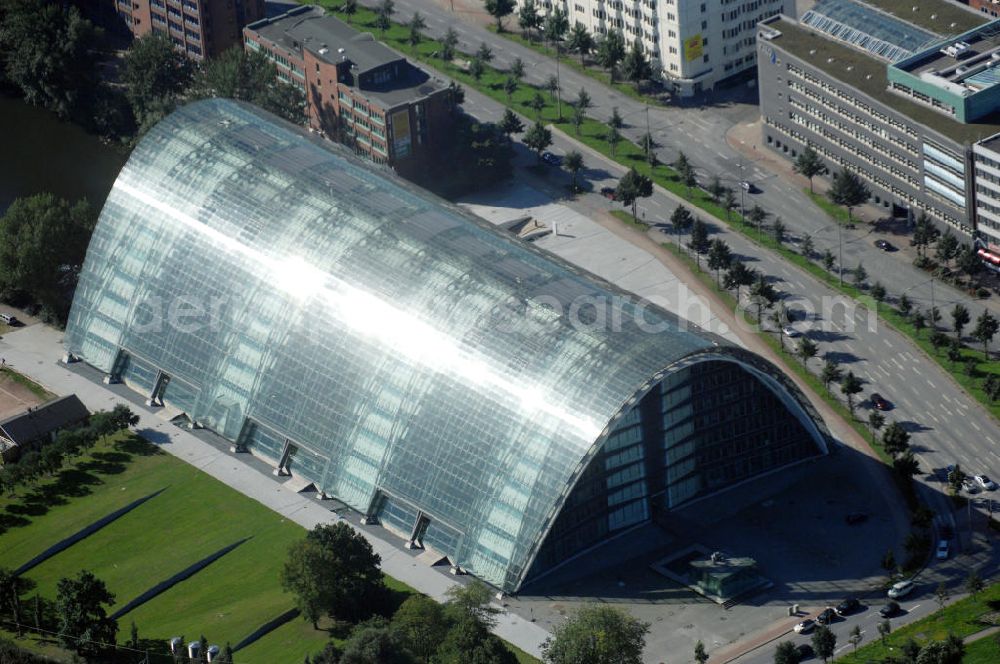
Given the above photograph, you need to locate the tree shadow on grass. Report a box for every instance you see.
[77,457,127,476]
[0,512,30,533]
[115,434,161,456]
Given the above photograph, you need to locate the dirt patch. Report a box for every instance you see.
[0,372,45,420]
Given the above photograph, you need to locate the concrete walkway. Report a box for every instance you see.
[0,325,549,658]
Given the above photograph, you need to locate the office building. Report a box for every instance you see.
[65,99,830,592]
[244,6,454,171]
[115,0,266,60]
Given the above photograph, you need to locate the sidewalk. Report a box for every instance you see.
[0,325,549,659]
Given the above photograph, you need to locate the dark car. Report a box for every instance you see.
[875,239,896,251]
[879,601,901,618]
[846,512,869,525]
[836,598,861,616]
[796,643,814,660]
[870,393,890,411]
[600,187,617,201]
[816,607,837,625]
[541,151,561,166]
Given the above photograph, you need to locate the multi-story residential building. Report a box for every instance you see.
[243,6,454,172]
[517,0,789,97]
[756,0,1000,265]
[114,0,266,60]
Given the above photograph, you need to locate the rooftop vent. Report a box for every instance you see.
[912,5,918,11]
[846,65,853,71]
[338,47,345,54]
[866,74,872,79]
[931,14,937,20]
[941,42,971,58]
[809,49,816,55]
[827,57,835,63]
[318,47,329,55]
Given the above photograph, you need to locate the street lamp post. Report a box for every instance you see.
[839,222,844,286]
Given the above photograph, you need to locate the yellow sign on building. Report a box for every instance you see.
[684,34,704,62]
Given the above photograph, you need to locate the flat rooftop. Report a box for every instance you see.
[861,0,988,34]
[765,16,1000,144]
[896,22,1000,96]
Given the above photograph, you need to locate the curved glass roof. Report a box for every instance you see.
[65,99,828,591]
[801,0,940,63]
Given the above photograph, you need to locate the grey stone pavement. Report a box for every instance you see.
[0,325,550,659]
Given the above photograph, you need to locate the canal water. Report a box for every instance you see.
[0,93,128,214]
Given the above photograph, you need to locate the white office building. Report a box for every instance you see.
[523,0,790,96]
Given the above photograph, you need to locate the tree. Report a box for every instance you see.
[564,151,584,191]
[948,464,966,494]
[615,168,653,222]
[571,107,585,135]
[474,42,494,65]
[882,421,911,458]
[40,445,63,476]
[390,595,448,663]
[528,91,546,118]
[913,311,926,336]
[545,75,562,120]
[748,205,768,231]
[871,281,887,307]
[407,12,426,48]
[772,217,786,243]
[375,0,395,34]
[595,30,626,82]
[689,218,710,255]
[0,568,36,637]
[281,523,385,626]
[543,7,569,46]
[957,244,982,283]
[812,625,836,662]
[984,373,1000,402]
[801,235,815,258]
[935,582,950,610]
[541,605,648,664]
[827,168,871,224]
[750,274,778,323]
[509,57,525,81]
[952,304,971,340]
[798,338,819,367]
[56,571,117,658]
[840,371,863,414]
[0,193,96,321]
[794,146,827,193]
[966,570,985,597]
[915,636,964,664]
[193,48,306,124]
[609,107,624,130]
[484,0,515,31]
[621,39,652,90]
[848,624,862,652]
[822,249,836,273]
[498,109,524,140]
[436,615,516,664]
[899,293,913,318]
[524,122,552,161]
[911,213,938,258]
[341,0,358,15]
[444,581,501,629]
[707,239,733,287]
[0,1,102,121]
[502,76,518,102]
[639,132,657,161]
[877,619,891,644]
[567,24,594,65]
[441,27,459,61]
[936,230,959,268]
[340,617,415,664]
[930,330,947,354]
[965,356,979,379]
[607,127,622,156]
[123,33,193,131]
[820,360,842,390]
[972,310,999,359]
[774,641,798,664]
[670,206,694,247]
[868,410,885,439]
[708,176,726,203]
[517,0,542,41]
[725,261,755,303]
[853,262,868,288]
[694,640,709,664]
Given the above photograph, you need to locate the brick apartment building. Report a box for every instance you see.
[243,6,454,171]
[115,0,266,60]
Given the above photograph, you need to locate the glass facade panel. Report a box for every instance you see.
[65,100,829,592]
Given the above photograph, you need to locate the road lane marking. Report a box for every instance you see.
[926,379,936,388]
[972,422,983,432]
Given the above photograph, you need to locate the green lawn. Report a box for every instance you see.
[837,584,1000,663]
[963,632,1000,663]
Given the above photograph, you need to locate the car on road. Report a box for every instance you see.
[888,579,915,599]
[976,474,998,490]
[0,313,20,326]
[836,598,861,616]
[541,151,561,166]
[936,540,950,560]
[793,618,815,633]
[600,187,617,200]
[740,180,755,193]
[963,478,979,494]
[795,643,814,660]
[816,607,837,625]
[874,239,896,251]
[782,325,801,338]
[845,512,869,525]
[879,601,901,618]
[870,393,890,410]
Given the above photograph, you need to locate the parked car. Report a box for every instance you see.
[541,151,561,166]
[874,239,896,251]
[782,325,801,338]
[600,187,617,200]
[795,643,814,660]
[740,180,755,193]
[976,474,998,490]
[963,478,979,494]
[879,601,901,618]
[0,313,20,326]
[836,598,861,616]
[888,579,915,599]
[816,607,837,625]
[845,512,869,525]
[936,540,950,560]
[794,618,815,633]
[870,393,890,411]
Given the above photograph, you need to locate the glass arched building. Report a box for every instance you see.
[65,99,830,593]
